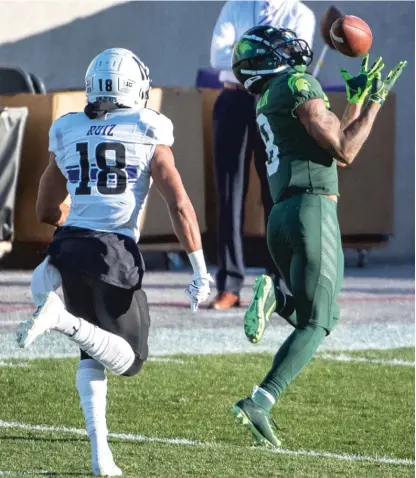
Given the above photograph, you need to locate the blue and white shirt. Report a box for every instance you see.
[49,108,174,242]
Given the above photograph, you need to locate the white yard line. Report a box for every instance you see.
[0,472,51,476]
[0,361,28,368]
[0,420,413,467]
[318,354,415,367]
[148,357,185,364]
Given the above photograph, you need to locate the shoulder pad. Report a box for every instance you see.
[136,108,174,146]
[288,72,322,95]
[59,112,78,119]
[49,113,81,155]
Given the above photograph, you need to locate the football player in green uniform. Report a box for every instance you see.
[230,25,407,447]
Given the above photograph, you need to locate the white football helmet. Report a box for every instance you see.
[85,48,151,108]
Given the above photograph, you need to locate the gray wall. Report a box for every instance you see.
[0,1,413,260]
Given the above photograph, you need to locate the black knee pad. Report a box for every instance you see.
[122,356,145,377]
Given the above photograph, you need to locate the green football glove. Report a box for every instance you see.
[339,54,385,104]
[369,60,408,105]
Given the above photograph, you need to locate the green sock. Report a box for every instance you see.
[260,325,327,399]
[274,283,298,327]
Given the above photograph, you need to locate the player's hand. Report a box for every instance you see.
[369,60,407,105]
[185,273,214,312]
[339,54,384,104]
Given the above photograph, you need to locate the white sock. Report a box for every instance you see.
[77,359,109,440]
[48,293,134,375]
[76,360,118,472]
[31,257,62,307]
[71,316,135,375]
[56,307,81,336]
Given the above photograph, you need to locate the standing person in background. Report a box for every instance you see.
[209,0,316,310]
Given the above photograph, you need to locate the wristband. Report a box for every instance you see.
[187,250,207,278]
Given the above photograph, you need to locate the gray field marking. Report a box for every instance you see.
[318,354,415,367]
[0,322,414,360]
[0,420,413,467]
[0,265,414,359]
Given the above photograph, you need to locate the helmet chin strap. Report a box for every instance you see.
[244,75,263,91]
[242,64,291,92]
[241,64,289,77]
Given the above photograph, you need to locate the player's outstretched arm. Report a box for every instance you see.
[151,145,212,311]
[150,145,202,253]
[36,153,70,226]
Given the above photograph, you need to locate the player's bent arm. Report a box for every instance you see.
[150,145,208,278]
[36,153,70,227]
[340,102,361,130]
[338,103,361,167]
[150,145,203,254]
[297,98,381,165]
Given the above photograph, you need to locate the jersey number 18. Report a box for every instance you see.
[75,142,127,196]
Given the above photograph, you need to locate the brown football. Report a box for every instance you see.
[320,6,344,49]
[330,15,373,57]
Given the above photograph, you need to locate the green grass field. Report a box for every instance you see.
[0,348,414,477]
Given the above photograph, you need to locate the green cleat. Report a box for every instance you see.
[244,275,276,344]
[232,397,281,448]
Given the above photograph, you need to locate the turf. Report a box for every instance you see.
[0,349,414,477]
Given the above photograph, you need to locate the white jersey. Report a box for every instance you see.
[48,108,174,242]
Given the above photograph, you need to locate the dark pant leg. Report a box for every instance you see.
[213,89,255,294]
[266,203,298,326]
[252,123,281,281]
[59,270,100,362]
[60,268,150,375]
[90,282,150,376]
[260,195,342,399]
[283,194,341,332]
[60,270,97,327]
[329,209,344,332]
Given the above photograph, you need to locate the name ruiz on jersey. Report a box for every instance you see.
[87,125,116,136]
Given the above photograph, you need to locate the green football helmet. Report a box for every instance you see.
[232,25,313,94]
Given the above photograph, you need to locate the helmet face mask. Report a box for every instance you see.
[85,48,151,109]
[232,26,313,93]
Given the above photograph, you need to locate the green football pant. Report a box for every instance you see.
[260,194,344,399]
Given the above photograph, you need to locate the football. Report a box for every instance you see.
[320,6,344,49]
[330,15,373,57]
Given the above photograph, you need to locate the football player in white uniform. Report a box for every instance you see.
[16,48,212,476]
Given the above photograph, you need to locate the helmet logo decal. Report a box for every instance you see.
[237,40,253,57]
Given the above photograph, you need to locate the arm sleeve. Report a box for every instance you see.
[138,110,175,147]
[155,115,174,147]
[210,2,237,71]
[293,4,316,49]
[48,121,58,154]
[290,74,325,116]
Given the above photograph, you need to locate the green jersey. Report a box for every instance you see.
[256,70,339,203]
